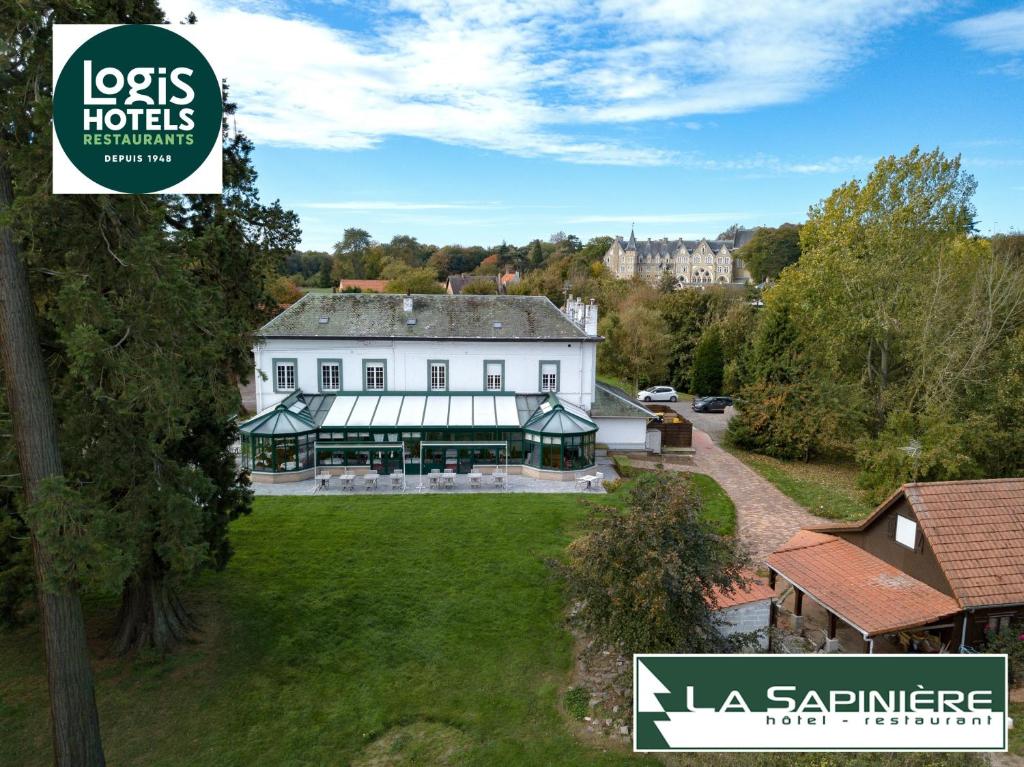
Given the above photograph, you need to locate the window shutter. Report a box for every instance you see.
[887,514,897,539]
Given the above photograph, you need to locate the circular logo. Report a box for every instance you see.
[53,25,222,194]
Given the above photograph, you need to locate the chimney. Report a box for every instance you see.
[584,299,598,336]
[403,292,413,312]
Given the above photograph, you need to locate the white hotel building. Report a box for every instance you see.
[240,293,653,482]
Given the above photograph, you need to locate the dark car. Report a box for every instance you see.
[691,396,733,413]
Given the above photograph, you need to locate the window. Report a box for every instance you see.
[485,361,504,391]
[539,361,559,392]
[319,359,341,392]
[273,359,296,392]
[364,360,386,391]
[987,614,1014,633]
[895,515,918,549]
[429,361,447,391]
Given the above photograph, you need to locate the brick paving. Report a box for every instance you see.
[634,428,829,563]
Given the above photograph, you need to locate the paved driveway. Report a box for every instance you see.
[671,403,735,444]
[633,425,828,563]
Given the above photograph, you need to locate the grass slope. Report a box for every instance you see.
[0,486,985,766]
[726,448,874,522]
[1,493,661,767]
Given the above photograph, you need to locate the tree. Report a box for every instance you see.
[691,329,724,396]
[559,472,749,654]
[717,223,744,240]
[330,227,373,282]
[382,260,443,293]
[528,239,545,268]
[601,302,670,392]
[741,224,801,282]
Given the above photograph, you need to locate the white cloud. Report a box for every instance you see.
[949,6,1024,55]
[164,0,935,165]
[948,6,1024,78]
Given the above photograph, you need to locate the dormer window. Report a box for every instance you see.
[895,515,918,549]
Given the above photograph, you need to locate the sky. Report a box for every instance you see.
[161,0,1024,250]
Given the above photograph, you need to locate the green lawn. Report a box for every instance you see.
[0,488,984,767]
[726,448,875,522]
[1,492,664,767]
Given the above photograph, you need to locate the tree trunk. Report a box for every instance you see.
[113,557,196,655]
[0,162,106,765]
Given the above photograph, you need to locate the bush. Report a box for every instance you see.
[563,687,589,720]
[984,620,1024,686]
[559,472,749,654]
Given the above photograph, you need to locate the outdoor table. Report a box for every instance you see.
[441,472,456,489]
[428,473,441,489]
[338,473,355,490]
[363,472,379,491]
[575,474,596,490]
[390,473,405,490]
[315,472,331,489]
[468,472,482,488]
[492,472,506,489]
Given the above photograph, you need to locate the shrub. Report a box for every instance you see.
[559,472,749,654]
[984,620,1024,686]
[563,687,589,720]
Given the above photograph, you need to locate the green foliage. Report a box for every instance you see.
[18,478,131,594]
[563,687,589,721]
[742,224,801,282]
[691,328,724,396]
[983,619,1024,686]
[559,472,748,654]
[382,260,444,293]
[0,10,293,640]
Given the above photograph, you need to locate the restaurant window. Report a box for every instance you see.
[364,360,386,391]
[273,359,296,392]
[319,360,341,392]
[485,361,504,392]
[429,361,448,391]
[539,361,559,393]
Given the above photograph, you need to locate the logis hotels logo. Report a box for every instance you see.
[52,24,223,194]
[634,654,1008,752]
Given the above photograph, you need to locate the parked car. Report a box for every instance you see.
[691,396,733,413]
[636,385,678,402]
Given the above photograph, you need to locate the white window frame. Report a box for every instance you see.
[273,359,296,392]
[429,360,448,392]
[364,360,386,391]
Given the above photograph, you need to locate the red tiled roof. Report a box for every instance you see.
[905,479,1024,608]
[767,531,961,637]
[338,279,391,293]
[815,478,1024,609]
[709,571,775,609]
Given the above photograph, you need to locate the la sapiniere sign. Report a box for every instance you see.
[634,654,1008,752]
[52,24,223,194]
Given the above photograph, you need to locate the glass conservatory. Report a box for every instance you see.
[238,392,599,479]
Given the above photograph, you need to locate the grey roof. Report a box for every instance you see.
[523,395,598,435]
[614,228,758,257]
[590,382,657,419]
[257,293,595,341]
[446,274,504,295]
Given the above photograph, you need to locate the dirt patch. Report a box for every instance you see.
[353,722,474,766]
[563,630,634,749]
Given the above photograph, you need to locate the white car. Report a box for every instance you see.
[636,385,678,402]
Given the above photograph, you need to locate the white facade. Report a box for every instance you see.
[254,338,598,414]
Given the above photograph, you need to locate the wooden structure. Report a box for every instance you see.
[643,403,693,448]
[767,479,1024,653]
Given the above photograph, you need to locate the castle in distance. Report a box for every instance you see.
[603,227,756,286]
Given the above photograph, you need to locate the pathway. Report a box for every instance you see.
[634,429,829,563]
